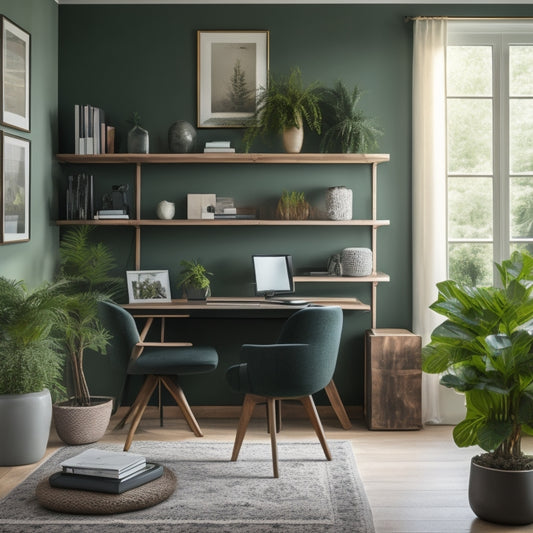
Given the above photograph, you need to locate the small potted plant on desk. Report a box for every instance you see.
[0,277,66,465]
[422,251,533,525]
[177,259,213,300]
[52,226,124,445]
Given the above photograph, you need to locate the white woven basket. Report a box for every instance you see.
[326,186,353,221]
[341,247,372,276]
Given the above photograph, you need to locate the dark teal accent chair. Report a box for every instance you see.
[100,301,218,451]
[226,305,343,477]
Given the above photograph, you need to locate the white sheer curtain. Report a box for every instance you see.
[412,19,449,424]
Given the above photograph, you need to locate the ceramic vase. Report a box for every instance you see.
[168,120,197,153]
[128,125,149,153]
[282,126,304,153]
[157,201,175,220]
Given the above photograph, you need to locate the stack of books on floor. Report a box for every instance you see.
[204,141,235,153]
[94,209,129,220]
[49,448,163,494]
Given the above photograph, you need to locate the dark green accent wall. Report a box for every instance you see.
[57,3,533,407]
[0,0,58,287]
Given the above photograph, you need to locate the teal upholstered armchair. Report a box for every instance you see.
[226,305,343,477]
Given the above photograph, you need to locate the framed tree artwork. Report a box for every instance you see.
[197,30,269,128]
[1,132,30,244]
[1,17,30,132]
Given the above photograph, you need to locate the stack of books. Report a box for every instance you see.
[49,448,163,494]
[204,141,235,153]
[74,104,115,155]
[94,209,129,220]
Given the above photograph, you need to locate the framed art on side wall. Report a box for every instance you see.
[197,30,269,128]
[1,17,30,132]
[126,270,172,303]
[1,132,30,244]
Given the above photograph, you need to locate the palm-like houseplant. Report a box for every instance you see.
[243,67,321,153]
[0,277,67,464]
[422,250,533,524]
[317,81,382,153]
[56,225,123,407]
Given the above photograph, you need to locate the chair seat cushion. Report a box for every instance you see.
[128,346,218,375]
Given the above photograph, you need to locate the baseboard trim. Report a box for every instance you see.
[115,404,362,421]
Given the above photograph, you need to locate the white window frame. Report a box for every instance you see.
[447,21,533,282]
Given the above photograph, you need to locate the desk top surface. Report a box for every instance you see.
[122,296,369,312]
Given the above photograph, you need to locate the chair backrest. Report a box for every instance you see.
[245,306,343,397]
[94,301,141,410]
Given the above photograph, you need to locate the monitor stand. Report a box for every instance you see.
[265,296,309,306]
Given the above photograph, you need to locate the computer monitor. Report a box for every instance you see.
[252,255,294,299]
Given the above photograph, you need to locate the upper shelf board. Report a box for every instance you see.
[56,153,390,165]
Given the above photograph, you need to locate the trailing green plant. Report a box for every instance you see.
[0,277,66,400]
[243,67,322,152]
[317,81,382,153]
[177,259,213,290]
[422,251,533,470]
[56,226,124,407]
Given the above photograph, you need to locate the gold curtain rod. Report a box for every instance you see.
[405,16,533,23]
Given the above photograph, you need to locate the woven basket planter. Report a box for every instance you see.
[341,247,373,276]
[53,396,113,445]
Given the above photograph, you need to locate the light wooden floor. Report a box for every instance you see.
[1,411,532,533]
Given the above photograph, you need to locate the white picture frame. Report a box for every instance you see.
[1,17,30,132]
[1,132,29,244]
[126,270,172,304]
[197,30,269,128]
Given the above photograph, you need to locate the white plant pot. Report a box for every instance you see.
[0,389,52,466]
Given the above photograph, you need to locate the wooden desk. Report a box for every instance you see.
[122,297,361,429]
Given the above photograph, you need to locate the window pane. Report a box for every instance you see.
[447,46,492,97]
[510,46,533,96]
[448,99,493,175]
[510,99,533,174]
[512,242,533,256]
[510,177,533,238]
[448,243,493,286]
[448,177,492,239]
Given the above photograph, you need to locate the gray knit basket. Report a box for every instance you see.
[326,186,353,221]
[341,247,373,276]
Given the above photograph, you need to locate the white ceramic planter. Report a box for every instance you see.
[0,389,52,466]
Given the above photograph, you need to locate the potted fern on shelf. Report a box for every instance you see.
[422,250,533,525]
[52,226,124,445]
[243,67,322,153]
[0,277,66,465]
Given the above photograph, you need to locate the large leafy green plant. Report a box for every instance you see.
[243,67,321,152]
[56,226,123,406]
[177,259,213,290]
[317,81,382,153]
[0,277,66,399]
[422,251,533,469]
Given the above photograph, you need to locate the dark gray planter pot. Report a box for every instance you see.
[183,285,211,300]
[0,389,52,466]
[469,459,533,525]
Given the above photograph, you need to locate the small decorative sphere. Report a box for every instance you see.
[168,121,197,153]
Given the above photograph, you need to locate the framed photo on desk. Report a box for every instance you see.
[126,270,171,304]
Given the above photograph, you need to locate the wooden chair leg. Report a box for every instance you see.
[324,379,352,430]
[114,380,146,430]
[231,394,260,462]
[267,397,279,478]
[161,376,203,437]
[300,395,332,461]
[123,375,159,451]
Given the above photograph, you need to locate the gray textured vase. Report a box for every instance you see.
[168,120,197,153]
[0,389,52,466]
[469,460,533,525]
[128,125,149,153]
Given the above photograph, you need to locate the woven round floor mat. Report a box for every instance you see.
[35,467,177,515]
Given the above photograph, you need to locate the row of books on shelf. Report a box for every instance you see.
[50,448,163,494]
[74,104,115,155]
[203,140,235,153]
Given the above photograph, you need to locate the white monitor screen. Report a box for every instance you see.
[252,255,294,297]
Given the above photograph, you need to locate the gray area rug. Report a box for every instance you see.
[0,440,375,532]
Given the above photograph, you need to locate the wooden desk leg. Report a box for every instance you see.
[324,379,352,430]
